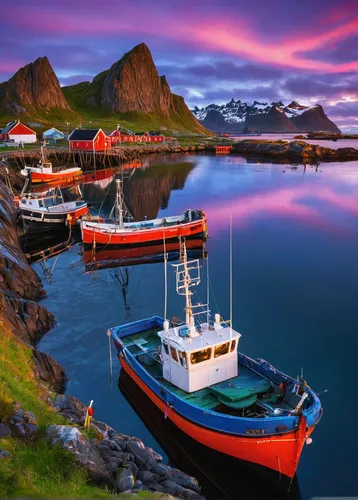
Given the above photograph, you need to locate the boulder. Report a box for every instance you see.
[169,469,201,493]
[137,470,157,485]
[145,446,163,462]
[126,440,157,470]
[8,402,39,439]
[33,350,67,393]
[0,449,11,459]
[115,468,135,493]
[0,424,11,439]
[46,425,113,488]
[125,460,139,478]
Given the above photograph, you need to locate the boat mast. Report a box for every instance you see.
[181,240,193,327]
[110,178,124,228]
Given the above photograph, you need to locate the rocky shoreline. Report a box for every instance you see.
[231,139,358,161]
[0,175,203,499]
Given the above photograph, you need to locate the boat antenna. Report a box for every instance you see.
[230,213,233,339]
[206,249,210,326]
[163,234,168,320]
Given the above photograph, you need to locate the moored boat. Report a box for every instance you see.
[81,178,207,248]
[21,147,82,184]
[109,240,322,485]
[19,187,88,230]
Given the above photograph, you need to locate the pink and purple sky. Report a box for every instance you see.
[1,0,358,130]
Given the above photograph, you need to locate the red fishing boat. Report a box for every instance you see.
[81,178,207,247]
[21,147,82,184]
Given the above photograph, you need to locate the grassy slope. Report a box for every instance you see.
[0,323,111,498]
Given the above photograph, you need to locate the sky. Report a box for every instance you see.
[1,0,358,131]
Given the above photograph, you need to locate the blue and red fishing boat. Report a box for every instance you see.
[109,239,322,486]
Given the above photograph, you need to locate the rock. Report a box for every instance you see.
[152,463,172,477]
[33,350,67,393]
[145,446,163,462]
[0,424,11,439]
[126,440,157,470]
[148,483,164,492]
[0,449,11,459]
[0,56,71,114]
[91,419,116,440]
[46,425,113,488]
[115,468,135,493]
[125,460,138,478]
[137,470,157,485]
[169,470,200,493]
[160,480,185,496]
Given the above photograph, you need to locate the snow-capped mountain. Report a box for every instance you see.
[192,99,340,133]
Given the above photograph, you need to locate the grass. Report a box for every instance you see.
[0,324,111,498]
[0,324,162,498]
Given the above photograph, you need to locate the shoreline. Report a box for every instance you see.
[0,174,203,499]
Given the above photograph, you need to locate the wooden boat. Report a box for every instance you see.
[81,178,207,248]
[21,147,82,184]
[19,187,88,229]
[109,240,322,485]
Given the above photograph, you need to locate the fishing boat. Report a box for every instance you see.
[109,239,322,486]
[21,147,82,184]
[81,178,207,248]
[19,187,88,229]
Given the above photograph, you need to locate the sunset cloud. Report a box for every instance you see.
[0,0,357,129]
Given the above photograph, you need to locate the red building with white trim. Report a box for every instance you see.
[0,120,37,143]
[69,129,111,151]
[109,129,165,145]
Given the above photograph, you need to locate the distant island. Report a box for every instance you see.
[192,99,340,134]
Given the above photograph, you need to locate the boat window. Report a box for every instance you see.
[162,342,169,355]
[190,348,212,364]
[178,351,188,369]
[230,340,236,352]
[170,347,179,363]
[214,342,230,358]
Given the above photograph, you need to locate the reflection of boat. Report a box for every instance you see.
[81,178,207,247]
[19,187,88,230]
[82,168,115,186]
[21,147,82,184]
[83,239,206,271]
[119,369,301,499]
[109,239,322,487]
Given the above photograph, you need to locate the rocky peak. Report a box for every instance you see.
[99,42,173,114]
[3,56,71,111]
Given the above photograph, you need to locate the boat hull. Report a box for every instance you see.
[81,218,207,247]
[21,168,82,184]
[119,356,314,481]
[20,205,88,228]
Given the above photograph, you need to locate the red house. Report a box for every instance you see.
[109,129,165,144]
[0,120,37,143]
[69,129,111,151]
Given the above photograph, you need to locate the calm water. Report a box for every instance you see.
[37,154,358,499]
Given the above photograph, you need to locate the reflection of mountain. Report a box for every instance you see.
[124,162,195,220]
[83,162,196,220]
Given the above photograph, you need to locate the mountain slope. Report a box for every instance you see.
[192,100,340,133]
[0,57,71,116]
[0,47,208,134]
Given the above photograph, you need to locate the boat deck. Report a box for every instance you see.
[121,328,299,414]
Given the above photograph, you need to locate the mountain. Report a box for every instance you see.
[63,43,207,134]
[0,46,207,134]
[0,57,71,115]
[192,99,340,133]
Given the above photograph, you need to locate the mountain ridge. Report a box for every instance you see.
[0,45,207,134]
[192,99,340,133]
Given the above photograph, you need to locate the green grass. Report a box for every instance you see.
[0,325,111,498]
[0,325,162,498]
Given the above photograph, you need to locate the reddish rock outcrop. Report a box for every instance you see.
[0,57,71,114]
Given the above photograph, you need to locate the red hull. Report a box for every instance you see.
[120,358,313,480]
[82,219,207,246]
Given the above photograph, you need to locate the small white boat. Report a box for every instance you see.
[21,147,82,184]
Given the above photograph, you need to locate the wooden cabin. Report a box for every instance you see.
[69,129,111,152]
[0,120,37,143]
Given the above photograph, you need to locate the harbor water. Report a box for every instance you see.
[37,153,358,499]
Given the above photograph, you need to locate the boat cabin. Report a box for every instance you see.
[158,315,241,392]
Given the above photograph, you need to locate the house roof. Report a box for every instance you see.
[69,129,102,141]
[43,127,64,136]
[1,120,20,135]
